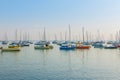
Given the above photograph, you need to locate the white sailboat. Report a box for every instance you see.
[34,27,53,49]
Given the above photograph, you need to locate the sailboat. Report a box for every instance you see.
[2,32,8,45]
[2,30,21,52]
[34,27,53,49]
[92,30,104,48]
[115,30,120,48]
[60,25,76,50]
[52,34,58,44]
[8,29,21,48]
[76,27,91,49]
[92,41,104,48]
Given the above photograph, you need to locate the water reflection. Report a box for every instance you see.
[40,50,48,66]
[0,50,20,62]
[0,45,120,80]
[68,51,72,71]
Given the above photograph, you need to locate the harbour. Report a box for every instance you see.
[1,0,120,79]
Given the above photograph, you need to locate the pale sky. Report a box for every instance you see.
[0,0,120,41]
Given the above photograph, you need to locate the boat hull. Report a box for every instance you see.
[60,46,75,50]
[76,45,91,49]
[1,48,21,51]
[34,46,53,49]
[104,47,117,49]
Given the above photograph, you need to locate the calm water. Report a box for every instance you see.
[0,44,120,80]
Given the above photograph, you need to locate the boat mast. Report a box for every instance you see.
[86,30,88,43]
[65,31,67,41]
[20,30,22,42]
[39,32,41,41]
[82,27,84,43]
[15,29,17,41]
[25,32,27,41]
[60,32,62,41]
[118,30,120,43]
[5,32,8,41]
[55,34,57,41]
[97,30,100,42]
[44,27,46,41]
[27,32,30,41]
[69,24,71,42]
[110,33,113,41]
[89,32,91,43]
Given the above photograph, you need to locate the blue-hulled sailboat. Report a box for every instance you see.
[60,25,76,50]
